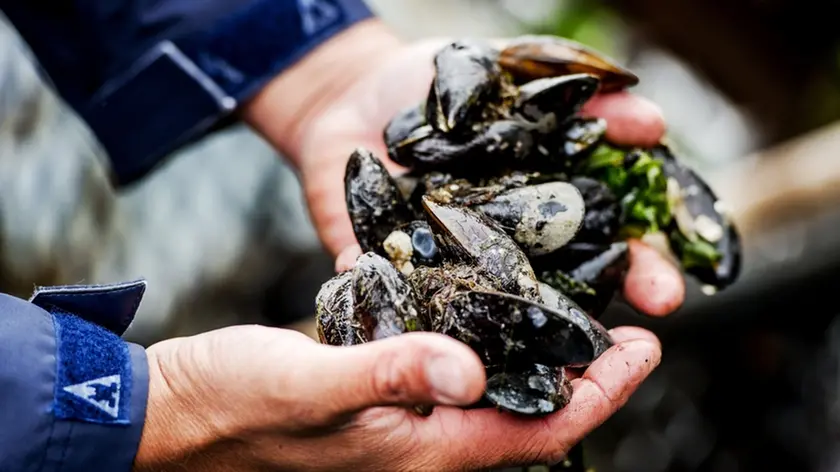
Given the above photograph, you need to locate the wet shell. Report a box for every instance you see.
[570,176,620,244]
[422,197,542,302]
[392,120,538,172]
[436,290,606,367]
[345,148,414,254]
[384,104,427,151]
[514,74,600,122]
[484,363,573,416]
[537,282,613,365]
[476,181,586,256]
[315,272,363,346]
[499,35,639,93]
[352,252,428,338]
[652,144,741,289]
[427,39,503,133]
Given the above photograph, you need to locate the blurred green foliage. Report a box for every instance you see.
[527,0,624,58]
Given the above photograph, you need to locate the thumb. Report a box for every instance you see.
[302,332,487,421]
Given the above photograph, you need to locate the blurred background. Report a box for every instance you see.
[2,0,840,471]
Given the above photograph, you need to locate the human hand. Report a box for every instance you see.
[243,20,685,317]
[133,324,660,471]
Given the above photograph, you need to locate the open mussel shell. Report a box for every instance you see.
[345,148,414,255]
[498,35,639,93]
[484,363,573,416]
[315,271,363,346]
[476,181,586,257]
[651,143,742,289]
[537,282,614,361]
[437,289,612,368]
[352,252,428,339]
[422,196,542,302]
[514,73,600,122]
[427,39,503,133]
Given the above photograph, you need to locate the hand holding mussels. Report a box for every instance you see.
[314,36,741,421]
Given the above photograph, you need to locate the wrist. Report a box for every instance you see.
[241,18,404,168]
[133,344,217,471]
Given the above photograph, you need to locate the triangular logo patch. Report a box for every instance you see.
[63,374,121,419]
[297,0,340,36]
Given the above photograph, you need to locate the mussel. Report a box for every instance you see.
[318,33,742,429]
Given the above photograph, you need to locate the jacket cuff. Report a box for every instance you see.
[0,281,150,472]
[83,0,374,187]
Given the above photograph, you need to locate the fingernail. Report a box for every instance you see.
[426,356,471,405]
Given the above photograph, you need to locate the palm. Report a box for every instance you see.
[297,39,685,317]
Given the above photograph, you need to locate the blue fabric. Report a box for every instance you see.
[30,279,147,336]
[0,283,149,472]
[52,310,134,425]
[0,0,376,186]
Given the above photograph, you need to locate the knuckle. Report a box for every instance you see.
[369,347,418,404]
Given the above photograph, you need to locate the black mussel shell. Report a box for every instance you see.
[570,176,620,244]
[484,363,573,416]
[409,264,503,321]
[388,124,435,168]
[475,181,585,257]
[533,240,630,318]
[384,104,427,150]
[537,282,614,361]
[422,197,542,302]
[427,39,503,134]
[436,290,612,368]
[396,120,538,173]
[514,74,600,122]
[560,117,607,160]
[352,252,428,338]
[651,144,741,289]
[315,271,363,346]
[527,118,606,172]
[345,148,414,254]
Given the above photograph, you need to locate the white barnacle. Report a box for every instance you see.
[383,230,414,275]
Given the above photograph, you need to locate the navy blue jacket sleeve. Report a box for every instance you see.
[0,281,149,472]
[0,0,375,186]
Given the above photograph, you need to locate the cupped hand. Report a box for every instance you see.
[294,38,685,317]
[134,324,660,471]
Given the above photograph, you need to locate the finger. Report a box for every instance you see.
[566,326,658,381]
[623,239,685,317]
[608,325,661,345]
[581,92,666,147]
[417,328,661,470]
[300,332,486,423]
[335,244,363,272]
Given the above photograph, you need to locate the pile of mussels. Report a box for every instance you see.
[315,36,741,418]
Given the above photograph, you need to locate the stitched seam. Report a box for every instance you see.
[34,284,145,332]
[36,312,60,472]
[54,422,73,472]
